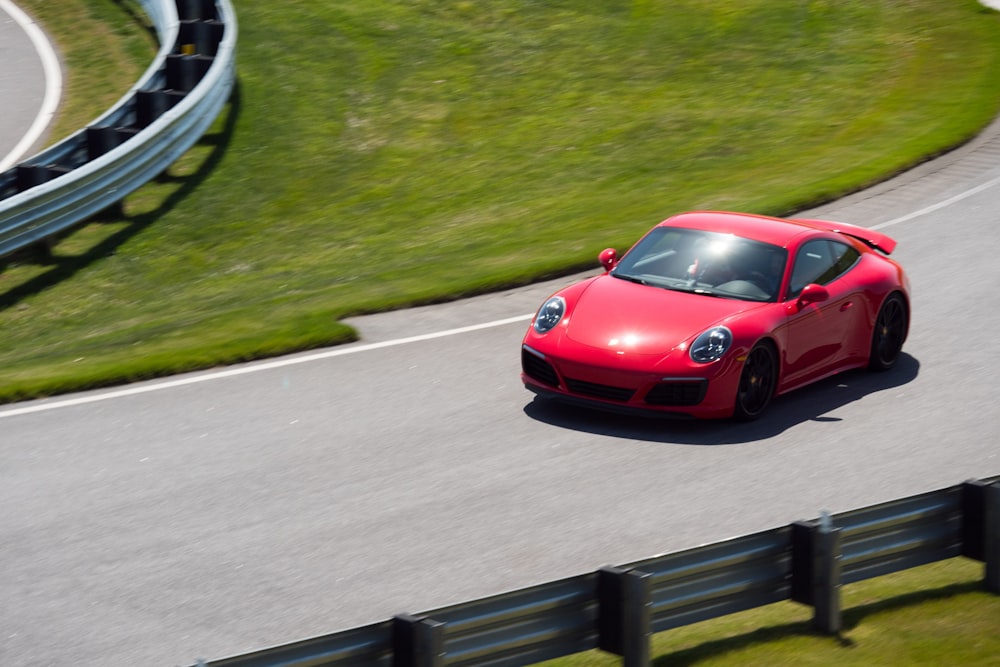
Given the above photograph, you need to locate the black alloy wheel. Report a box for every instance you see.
[868,293,908,371]
[733,343,777,421]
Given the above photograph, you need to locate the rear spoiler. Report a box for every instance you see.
[791,217,897,255]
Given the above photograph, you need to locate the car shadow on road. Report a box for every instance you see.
[522,353,920,445]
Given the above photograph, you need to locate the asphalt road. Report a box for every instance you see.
[2,117,999,665]
[2,10,1000,667]
[0,0,60,171]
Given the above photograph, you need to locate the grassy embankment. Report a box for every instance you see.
[2,0,1000,403]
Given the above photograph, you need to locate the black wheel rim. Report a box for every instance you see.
[738,347,775,416]
[875,298,906,366]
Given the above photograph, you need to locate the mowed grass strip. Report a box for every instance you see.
[2,0,1000,401]
[537,558,1000,666]
[17,0,156,148]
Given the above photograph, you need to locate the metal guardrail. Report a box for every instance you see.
[0,0,237,259]
[191,475,999,667]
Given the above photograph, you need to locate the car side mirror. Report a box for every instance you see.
[599,248,618,272]
[796,283,830,307]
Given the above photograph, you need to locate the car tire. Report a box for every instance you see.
[868,292,908,371]
[733,342,777,421]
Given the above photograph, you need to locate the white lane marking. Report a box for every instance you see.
[0,314,534,418]
[6,166,1000,418]
[0,0,63,171]
[871,172,1000,230]
[2,84,998,418]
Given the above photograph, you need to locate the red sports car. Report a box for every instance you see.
[521,211,910,420]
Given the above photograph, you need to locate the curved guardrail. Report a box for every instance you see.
[0,0,237,258]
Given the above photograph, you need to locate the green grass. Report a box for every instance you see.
[3,0,1000,401]
[538,558,1000,666]
[18,0,156,145]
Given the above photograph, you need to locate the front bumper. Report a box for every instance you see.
[521,343,741,419]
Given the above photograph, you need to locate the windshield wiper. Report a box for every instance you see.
[667,284,722,297]
[612,273,647,285]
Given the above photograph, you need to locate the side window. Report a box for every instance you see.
[823,241,860,282]
[788,240,860,298]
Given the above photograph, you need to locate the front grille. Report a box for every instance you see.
[644,380,707,406]
[522,348,559,387]
[565,378,635,402]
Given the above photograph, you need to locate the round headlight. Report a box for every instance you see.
[533,296,566,334]
[690,326,732,363]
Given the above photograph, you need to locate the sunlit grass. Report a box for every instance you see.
[17,0,155,145]
[2,0,1000,401]
[539,558,1000,666]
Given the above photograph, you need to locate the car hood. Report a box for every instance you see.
[565,275,765,354]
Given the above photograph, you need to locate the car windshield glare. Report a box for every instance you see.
[612,227,787,302]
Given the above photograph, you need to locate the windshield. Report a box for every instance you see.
[611,227,787,302]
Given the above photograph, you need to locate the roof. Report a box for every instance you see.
[658,211,820,248]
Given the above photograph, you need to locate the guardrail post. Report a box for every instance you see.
[598,566,651,667]
[86,126,140,160]
[135,89,187,128]
[15,164,70,192]
[813,512,842,633]
[962,480,986,561]
[965,480,1000,593]
[790,512,842,633]
[987,482,1000,594]
[178,0,218,21]
[392,614,445,667]
[790,520,813,606]
[166,53,215,92]
[179,19,225,56]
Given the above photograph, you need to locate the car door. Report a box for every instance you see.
[779,239,864,389]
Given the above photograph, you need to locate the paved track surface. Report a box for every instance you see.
[2,117,998,666]
[3,27,1000,667]
[0,0,60,170]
